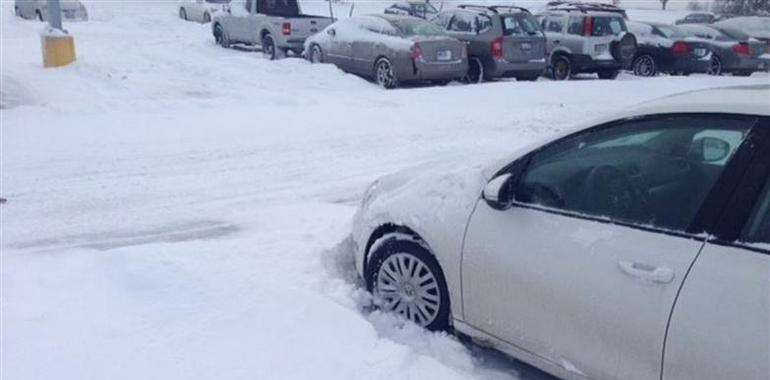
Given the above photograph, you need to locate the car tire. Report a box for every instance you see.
[179,8,187,20]
[632,55,656,77]
[36,9,44,21]
[551,55,572,81]
[374,57,397,89]
[462,57,484,84]
[203,12,211,23]
[262,34,278,60]
[611,33,637,66]
[309,44,324,63]
[214,24,230,48]
[366,239,451,332]
[708,55,722,76]
[597,69,620,80]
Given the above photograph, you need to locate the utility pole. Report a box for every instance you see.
[41,0,76,67]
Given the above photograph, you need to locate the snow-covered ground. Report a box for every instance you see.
[1,1,768,379]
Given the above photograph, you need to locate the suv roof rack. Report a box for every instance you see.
[457,4,530,15]
[545,1,627,17]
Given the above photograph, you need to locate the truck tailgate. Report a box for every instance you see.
[282,17,333,40]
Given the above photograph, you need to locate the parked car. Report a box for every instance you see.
[713,16,770,54]
[545,1,628,19]
[353,84,770,380]
[179,0,229,23]
[678,24,770,75]
[626,21,711,76]
[305,15,467,89]
[212,0,333,60]
[430,5,546,83]
[384,1,438,20]
[14,0,87,21]
[675,12,718,25]
[538,3,636,80]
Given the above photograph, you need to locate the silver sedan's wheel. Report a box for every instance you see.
[632,55,656,77]
[309,44,323,63]
[375,58,397,89]
[708,55,722,76]
[375,253,441,327]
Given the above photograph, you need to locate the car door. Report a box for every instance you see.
[663,119,770,380]
[462,114,759,380]
[350,18,397,76]
[226,0,251,42]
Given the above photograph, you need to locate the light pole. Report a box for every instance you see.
[46,0,63,30]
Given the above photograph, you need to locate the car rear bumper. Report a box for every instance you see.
[399,59,468,82]
[489,58,547,78]
[571,54,624,72]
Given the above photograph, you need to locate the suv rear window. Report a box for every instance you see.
[590,16,627,36]
[502,13,542,35]
[391,18,446,37]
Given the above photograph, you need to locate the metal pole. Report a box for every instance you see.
[46,0,63,30]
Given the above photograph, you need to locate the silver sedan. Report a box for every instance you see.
[305,14,468,88]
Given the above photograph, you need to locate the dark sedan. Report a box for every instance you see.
[679,24,770,76]
[627,21,711,76]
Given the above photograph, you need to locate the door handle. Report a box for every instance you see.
[618,261,675,284]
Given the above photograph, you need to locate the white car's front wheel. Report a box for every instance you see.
[367,239,450,331]
[309,44,323,63]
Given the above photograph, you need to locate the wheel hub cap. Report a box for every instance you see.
[375,253,440,326]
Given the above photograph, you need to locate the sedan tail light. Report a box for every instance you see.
[734,42,751,56]
[411,43,423,60]
[672,41,689,56]
[282,22,291,36]
[491,36,503,59]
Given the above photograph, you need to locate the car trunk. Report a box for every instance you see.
[416,38,464,63]
[682,40,711,59]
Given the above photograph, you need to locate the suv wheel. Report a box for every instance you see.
[462,57,484,84]
[632,55,656,77]
[612,33,637,66]
[597,69,620,80]
[552,56,572,81]
[366,239,451,331]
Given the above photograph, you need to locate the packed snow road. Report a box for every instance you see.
[1,2,767,379]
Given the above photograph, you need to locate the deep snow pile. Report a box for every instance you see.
[2,1,768,379]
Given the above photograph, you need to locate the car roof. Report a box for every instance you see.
[372,13,423,22]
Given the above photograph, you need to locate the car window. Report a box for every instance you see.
[567,16,584,35]
[545,16,565,33]
[514,116,754,232]
[256,0,299,16]
[477,15,493,33]
[447,11,475,33]
[502,13,541,35]
[591,16,627,36]
[432,12,452,29]
[391,18,446,36]
[742,178,770,245]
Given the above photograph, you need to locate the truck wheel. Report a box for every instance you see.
[214,24,230,48]
[179,8,187,20]
[551,55,571,80]
[262,34,277,60]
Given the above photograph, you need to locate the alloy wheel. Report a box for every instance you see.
[376,59,396,89]
[633,55,656,77]
[708,55,722,76]
[374,253,441,327]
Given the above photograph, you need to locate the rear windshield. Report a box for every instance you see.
[390,18,446,37]
[591,16,627,36]
[502,13,542,35]
[255,0,299,16]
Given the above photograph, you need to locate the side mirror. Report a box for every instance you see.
[482,173,514,210]
[702,137,731,162]
[327,28,336,37]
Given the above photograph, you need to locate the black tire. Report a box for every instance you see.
[597,69,620,80]
[366,239,451,332]
[179,8,187,20]
[262,34,277,60]
[611,32,637,66]
[374,58,397,89]
[308,44,323,63]
[36,9,44,21]
[551,55,572,80]
[708,55,722,76]
[462,57,484,84]
[632,55,656,77]
[214,24,229,48]
[203,12,211,23]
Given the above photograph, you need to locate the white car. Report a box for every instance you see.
[179,0,229,23]
[353,85,770,380]
[14,0,87,21]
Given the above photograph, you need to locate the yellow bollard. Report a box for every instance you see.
[41,31,76,68]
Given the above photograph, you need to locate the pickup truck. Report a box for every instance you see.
[212,0,333,59]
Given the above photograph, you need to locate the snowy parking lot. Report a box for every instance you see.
[2,1,768,379]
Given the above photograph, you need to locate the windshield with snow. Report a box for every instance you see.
[390,19,446,37]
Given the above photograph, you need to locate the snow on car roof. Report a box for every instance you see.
[632,85,770,117]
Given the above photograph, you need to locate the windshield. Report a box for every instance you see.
[591,16,627,36]
[390,18,446,37]
[502,13,542,35]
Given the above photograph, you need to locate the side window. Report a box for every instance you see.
[476,15,493,33]
[567,16,584,35]
[546,16,565,33]
[742,178,770,245]
[447,11,475,33]
[514,116,755,232]
[432,12,452,29]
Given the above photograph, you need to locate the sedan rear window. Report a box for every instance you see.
[502,13,542,36]
[391,18,446,37]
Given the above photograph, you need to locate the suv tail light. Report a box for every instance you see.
[583,16,593,37]
[734,42,751,56]
[411,43,423,59]
[491,36,503,59]
[282,22,291,35]
[672,41,689,56]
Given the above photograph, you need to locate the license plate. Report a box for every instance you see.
[693,48,706,56]
[436,50,451,61]
[521,42,532,51]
